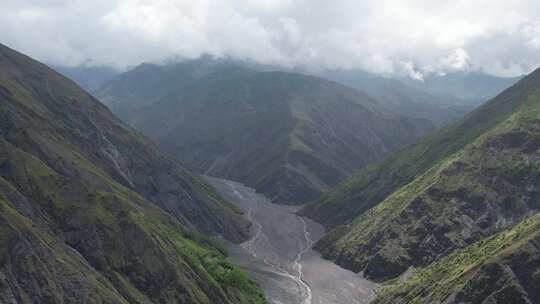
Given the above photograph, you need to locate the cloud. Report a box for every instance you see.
[1,0,539,76]
[437,48,472,73]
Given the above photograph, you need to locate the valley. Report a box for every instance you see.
[206,177,376,304]
[97,62,434,205]
[1,5,538,301]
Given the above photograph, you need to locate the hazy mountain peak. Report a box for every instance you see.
[96,60,434,205]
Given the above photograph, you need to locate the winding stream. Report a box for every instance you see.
[206,177,376,304]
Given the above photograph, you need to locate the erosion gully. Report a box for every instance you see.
[206,177,376,304]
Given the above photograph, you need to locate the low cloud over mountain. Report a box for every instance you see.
[2,0,539,77]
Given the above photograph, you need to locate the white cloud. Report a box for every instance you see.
[1,0,539,76]
[438,48,472,72]
[400,61,424,81]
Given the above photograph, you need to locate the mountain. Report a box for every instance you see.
[302,67,540,284]
[97,57,253,123]
[0,43,263,303]
[97,60,434,204]
[52,64,119,92]
[403,71,521,101]
[374,212,540,303]
[321,69,476,126]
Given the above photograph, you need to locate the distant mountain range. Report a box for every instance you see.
[52,64,120,92]
[403,71,522,101]
[56,58,520,127]
[320,69,479,126]
[96,59,434,204]
[0,43,263,303]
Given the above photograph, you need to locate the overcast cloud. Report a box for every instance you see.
[1,0,540,77]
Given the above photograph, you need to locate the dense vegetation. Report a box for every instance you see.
[0,43,264,303]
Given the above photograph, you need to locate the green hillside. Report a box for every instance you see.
[0,43,263,303]
[304,68,540,283]
[374,212,540,303]
[303,68,538,227]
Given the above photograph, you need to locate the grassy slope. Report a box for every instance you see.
[0,191,129,304]
[309,68,540,282]
[0,141,264,303]
[0,42,250,242]
[374,212,540,303]
[0,43,264,303]
[303,68,540,227]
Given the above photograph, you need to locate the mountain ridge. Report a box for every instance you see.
[402,71,522,101]
[97,62,434,204]
[320,69,479,126]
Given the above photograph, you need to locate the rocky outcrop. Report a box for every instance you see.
[374,213,540,304]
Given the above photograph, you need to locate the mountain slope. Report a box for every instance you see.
[0,43,263,303]
[52,64,119,92]
[98,57,253,123]
[374,212,540,304]
[98,62,433,204]
[302,69,534,228]
[2,49,250,242]
[303,67,540,282]
[321,69,476,126]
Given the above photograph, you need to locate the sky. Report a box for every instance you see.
[2,0,540,78]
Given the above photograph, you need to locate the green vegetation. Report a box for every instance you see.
[0,194,132,304]
[303,71,532,227]
[374,213,540,303]
[97,62,433,204]
[306,68,540,287]
[0,43,264,304]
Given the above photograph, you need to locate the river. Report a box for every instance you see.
[206,177,376,304]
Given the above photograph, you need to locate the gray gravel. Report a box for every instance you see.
[206,177,376,304]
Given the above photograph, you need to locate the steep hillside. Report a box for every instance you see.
[302,69,535,228]
[0,43,263,303]
[304,67,540,281]
[98,63,433,204]
[374,213,540,303]
[321,69,476,126]
[2,49,250,242]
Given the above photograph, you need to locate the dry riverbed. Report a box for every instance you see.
[206,177,376,304]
